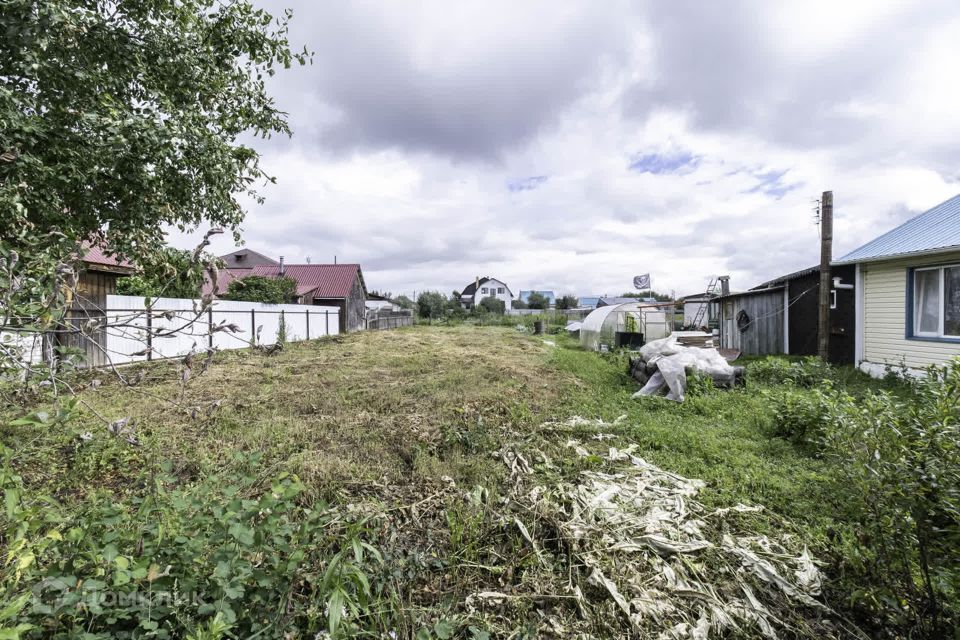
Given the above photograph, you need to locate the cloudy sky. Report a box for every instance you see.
[174,0,960,299]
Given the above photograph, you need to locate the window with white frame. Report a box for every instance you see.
[498,287,504,294]
[481,287,488,294]
[913,265,960,338]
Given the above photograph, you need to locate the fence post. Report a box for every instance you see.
[207,306,213,350]
[325,310,329,335]
[251,308,256,345]
[146,300,153,361]
[280,309,285,342]
[306,308,310,340]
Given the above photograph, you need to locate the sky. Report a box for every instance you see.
[170,0,960,299]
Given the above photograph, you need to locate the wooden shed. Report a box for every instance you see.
[718,265,856,363]
[718,287,785,356]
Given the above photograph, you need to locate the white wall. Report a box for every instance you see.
[473,279,513,310]
[102,295,340,365]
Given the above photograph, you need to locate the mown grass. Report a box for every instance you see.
[0,325,898,637]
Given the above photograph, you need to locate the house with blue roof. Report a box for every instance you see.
[835,193,960,376]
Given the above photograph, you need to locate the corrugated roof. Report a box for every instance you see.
[836,193,960,263]
[751,265,819,290]
[202,268,253,296]
[82,244,135,271]
[252,264,362,299]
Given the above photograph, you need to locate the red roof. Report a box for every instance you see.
[82,244,135,271]
[202,267,253,296]
[251,264,362,299]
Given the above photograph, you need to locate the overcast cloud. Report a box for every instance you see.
[171,0,960,299]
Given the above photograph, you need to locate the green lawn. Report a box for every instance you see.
[1,326,887,639]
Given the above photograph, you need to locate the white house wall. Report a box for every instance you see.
[473,279,513,310]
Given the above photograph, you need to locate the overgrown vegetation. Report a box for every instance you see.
[221,275,297,304]
[1,328,955,638]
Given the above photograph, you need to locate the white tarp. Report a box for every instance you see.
[634,335,734,402]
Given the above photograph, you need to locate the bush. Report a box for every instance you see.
[525,292,549,310]
[750,356,833,387]
[221,275,296,304]
[416,291,448,320]
[768,385,834,445]
[787,362,960,636]
[477,296,504,315]
[0,451,394,639]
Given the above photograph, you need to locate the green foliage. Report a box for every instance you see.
[621,291,672,301]
[768,385,833,445]
[115,248,206,299]
[221,276,296,304]
[477,296,504,315]
[555,294,578,310]
[0,0,308,260]
[416,291,448,319]
[393,295,415,310]
[750,356,834,387]
[0,449,394,639]
[525,292,549,309]
[511,298,528,310]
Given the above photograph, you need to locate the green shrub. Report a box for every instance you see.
[0,450,394,639]
[221,275,296,304]
[811,362,960,636]
[768,385,834,445]
[750,356,834,387]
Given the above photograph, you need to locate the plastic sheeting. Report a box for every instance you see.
[633,335,735,402]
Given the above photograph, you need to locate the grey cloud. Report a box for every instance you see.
[273,1,635,160]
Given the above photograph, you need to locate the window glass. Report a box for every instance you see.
[498,287,504,294]
[481,288,488,294]
[915,269,940,334]
[945,267,960,336]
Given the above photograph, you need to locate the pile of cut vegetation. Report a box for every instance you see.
[471,417,865,639]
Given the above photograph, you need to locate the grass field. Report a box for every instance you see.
[1,326,898,638]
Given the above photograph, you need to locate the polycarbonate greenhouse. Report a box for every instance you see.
[579,302,672,351]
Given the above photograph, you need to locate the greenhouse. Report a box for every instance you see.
[579,302,673,351]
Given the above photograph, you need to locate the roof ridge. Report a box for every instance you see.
[838,193,960,262]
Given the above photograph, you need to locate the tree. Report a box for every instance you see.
[416,291,447,320]
[393,295,415,310]
[0,0,309,304]
[526,292,549,310]
[478,296,505,314]
[622,291,673,302]
[556,294,579,310]
[116,248,207,299]
[222,276,296,304]
[512,298,528,310]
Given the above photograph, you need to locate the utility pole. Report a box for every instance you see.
[818,191,833,361]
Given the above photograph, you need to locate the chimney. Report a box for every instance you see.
[279,256,285,276]
[718,275,730,296]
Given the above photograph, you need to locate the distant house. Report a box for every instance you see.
[518,290,556,308]
[597,296,644,307]
[251,262,368,333]
[460,277,513,311]
[716,265,856,363]
[835,193,960,376]
[577,296,602,309]
[204,248,281,297]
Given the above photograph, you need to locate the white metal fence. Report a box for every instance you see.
[3,295,341,370]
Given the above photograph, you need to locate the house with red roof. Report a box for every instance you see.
[207,249,369,332]
[252,261,368,332]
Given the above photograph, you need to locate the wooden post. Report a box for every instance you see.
[306,308,310,340]
[251,308,256,345]
[207,307,214,350]
[818,190,833,361]
[325,310,329,335]
[280,309,285,342]
[146,300,153,361]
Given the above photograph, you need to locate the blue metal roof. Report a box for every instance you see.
[836,194,960,263]
[519,290,556,304]
[578,296,601,308]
